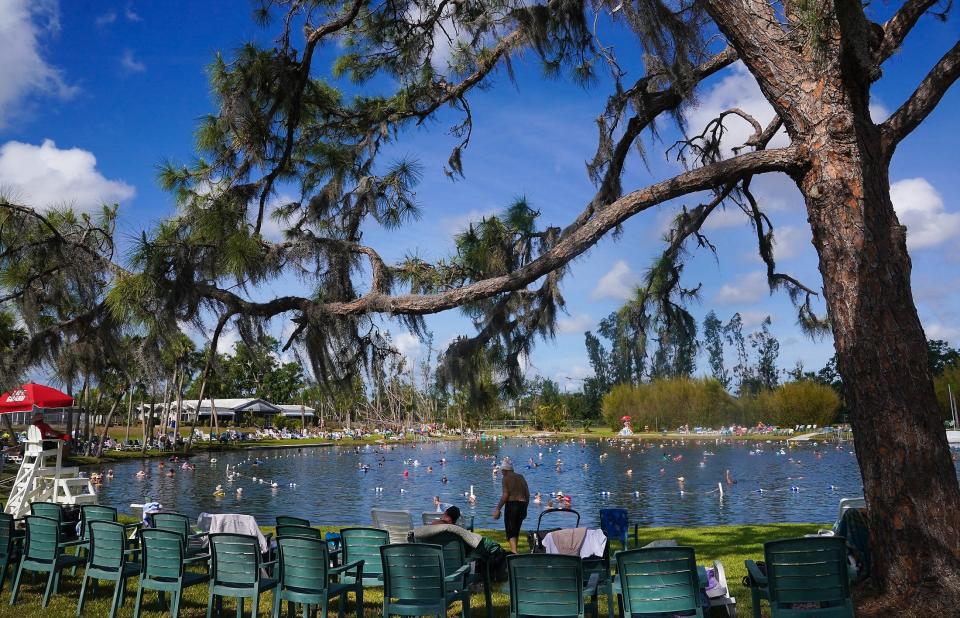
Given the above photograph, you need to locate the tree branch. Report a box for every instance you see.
[200,145,805,318]
[881,40,960,152]
[877,0,947,63]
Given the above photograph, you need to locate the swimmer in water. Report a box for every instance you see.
[106,469,114,479]
[441,476,448,484]
[533,491,542,505]
[725,469,736,485]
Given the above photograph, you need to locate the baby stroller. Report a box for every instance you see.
[527,507,581,553]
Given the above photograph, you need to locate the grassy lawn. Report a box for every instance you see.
[0,522,821,617]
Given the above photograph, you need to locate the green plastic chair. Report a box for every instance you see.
[30,502,76,539]
[134,528,210,618]
[74,505,121,574]
[275,516,309,528]
[76,521,142,618]
[427,530,494,618]
[380,543,471,618]
[745,536,854,618]
[272,535,364,618]
[207,533,277,618]
[340,528,389,587]
[614,547,704,617]
[0,513,24,594]
[152,513,207,557]
[507,553,599,618]
[8,515,85,608]
[275,525,321,540]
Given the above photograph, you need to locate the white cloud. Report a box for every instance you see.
[685,62,788,158]
[703,206,746,230]
[715,271,768,305]
[125,6,142,22]
[556,313,593,334]
[120,49,146,74]
[393,332,424,367]
[557,364,593,392]
[772,225,806,260]
[0,0,76,127]
[869,100,889,123]
[438,207,499,235]
[94,11,117,27]
[739,310,771,329]
[890,178,960,249]
[926,323,960,344]
[0,140,135,211]
[216,328,241,356]
[591,260,640,300]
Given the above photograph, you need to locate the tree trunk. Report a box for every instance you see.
[801,118,960,605]
[94,393,123,458]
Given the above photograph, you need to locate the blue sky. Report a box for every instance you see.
[3,0,959,389]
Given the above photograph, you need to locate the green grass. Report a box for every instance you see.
[0,522,821,617]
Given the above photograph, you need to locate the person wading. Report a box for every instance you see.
[493,458,529,553]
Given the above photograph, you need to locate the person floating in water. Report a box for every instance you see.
[725,469,737,485]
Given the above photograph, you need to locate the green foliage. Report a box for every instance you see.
[934,365,960,422]
[602,378,735,430]
[602,377,839,430]
[533,401,568,430]
[761,380,840,427]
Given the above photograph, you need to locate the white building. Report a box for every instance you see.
[275,404,316,419]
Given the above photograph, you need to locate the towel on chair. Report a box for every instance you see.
[544,528,587,556]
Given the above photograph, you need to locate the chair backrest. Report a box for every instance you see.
[341,527,390,577]
[88,521,127,572]
[0,513,16,560]
[508,553,585,617]
[23,515,60,563]
[152,512,191,538]
[371,509,413,543]
[278,536,330,592]
[381,543,446,602]
[30,502,63,522]
[599,508,629,545]
[210,533,262,588]
[275,525,321,540]
[764,537,852,612]
[420,530,467,573]
[81,505,118,539]
[276,516,310,527]
[616,547,702,616]
[140,528,186,581]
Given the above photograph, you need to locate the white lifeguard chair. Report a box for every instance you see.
[3,426,97,518]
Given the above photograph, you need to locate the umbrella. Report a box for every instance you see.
[0,383,74,413]
[621,415,631,422]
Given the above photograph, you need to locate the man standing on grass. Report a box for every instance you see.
[493,458,529,553]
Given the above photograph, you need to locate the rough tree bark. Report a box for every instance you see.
[703,0,960,609]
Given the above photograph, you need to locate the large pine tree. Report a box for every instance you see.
[4,0,960,611]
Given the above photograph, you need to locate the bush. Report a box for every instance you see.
[533,402,567,431]
[602,378,736,430]
[764,381,841,427]
[934,365,960,423]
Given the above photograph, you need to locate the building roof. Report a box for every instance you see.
[178,398,281,413]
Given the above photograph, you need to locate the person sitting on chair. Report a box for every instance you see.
[31,412,70,454]
[431,505,461,526]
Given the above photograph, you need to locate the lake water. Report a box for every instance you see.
[88,437,956,528]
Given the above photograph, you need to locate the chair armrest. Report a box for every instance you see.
[745,560,767,587]
[261,559,277,568]
[60,539,87,548]
[444,564,471,585]
[583,572,600,596]
[122,522,143,531]
[330,559,364,577]
[183,554,210,563]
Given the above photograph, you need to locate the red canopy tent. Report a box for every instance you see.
[0,383,74,413]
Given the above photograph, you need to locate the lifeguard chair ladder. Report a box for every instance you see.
[4,426,97,518]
